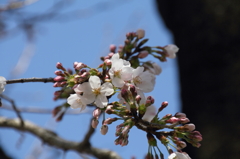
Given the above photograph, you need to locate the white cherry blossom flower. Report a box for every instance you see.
[82,76,114,108]
[168,152,191,159]
[164,44,179,59]
[142,105,156,122]
[67,94,87,111]
[0,76,6,94]
[109,54,133,88]
[132,67,156,93]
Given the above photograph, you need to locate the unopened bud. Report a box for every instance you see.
[179,117,190,124]
[92,108,101,119]
[177,141,187,149]
[109,45,116,52]
[56,62,66,71]
[158,101,168,112]
[145,96,154,107]
[175,112,186,118]
[136,29,145,39]
[53,82,61,87]
[75,62,87,70]
[138,50,149,59]
[135,95,141,104]
[184,123,195,132]
[100,125,108,135]
[54,76,65,82]
[104,59,112,66]
[121,89,130,102]
[163,44,179,59]
[165,117,179,124]
[54,70,64,76]
[104,117,118,125]
[91,118,99,128]
[129,85,137,98]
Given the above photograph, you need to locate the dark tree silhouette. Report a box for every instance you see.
[155,0,240,158]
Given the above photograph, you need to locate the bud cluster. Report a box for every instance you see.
[51,29,200,158]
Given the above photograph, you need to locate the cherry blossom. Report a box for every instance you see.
[168,152,191,159]
[0,76,6,94]
[109,53,133,87]
[132,67,156,93]
[145,62,162,75]
[81,76,114,108]
[67,94,87,111]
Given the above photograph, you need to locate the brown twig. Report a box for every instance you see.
[0,117,122,159]
[6,77,54,84]
[0,94,24,127]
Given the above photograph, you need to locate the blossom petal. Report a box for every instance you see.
[142,105,156,122]
[112,77,125,88]
[67,94,86,111]
[82,93,95,104]
[132,67,144,78]
[121,66,133,81]
[80,82,92,94]
[89,76,101,89]
[101,82,114,96]
[95,94,108,108]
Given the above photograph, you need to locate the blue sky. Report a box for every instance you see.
[0,0,180,158]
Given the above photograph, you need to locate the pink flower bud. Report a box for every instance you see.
[177,141,187,149]
[109,45,116,52]
[175,112,186,118]
[56,62,66,71]
[104,59,112,66]
[104,117,118,125]
[73,62,78,68]
[138,50,149,58]
[108,52,114,57]
[53,82,61,87]
[54,76,65,82]
[60,81,67,86]
[165,117,179,124]
[92,108,101,119]
[163,44,179,59]
[91,118,99,128]
[121,138,129,146]
[159,101,168,112]
[136,29,145,39]
[179,117,190,124]
[75,62,86,70]
[135,95,141,104]
[100,125,108,135]
[54,70,64,76]
[146,96,154,106]
[184,123,195,131]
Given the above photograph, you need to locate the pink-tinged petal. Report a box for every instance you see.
[74,84,84,94]
[89,76,101,89]
[101,82,114,96]
[95,94,108,108]
[132,67,144,78]
[112,77,125,88]
[80,82,92,94]
[123,60,130,66]
[121,67,133,81]
[142,105,156,122]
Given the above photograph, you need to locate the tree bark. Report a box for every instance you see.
[155,0,240,158]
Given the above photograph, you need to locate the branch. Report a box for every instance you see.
[0,94,24,127]
[6,78,54,84]
[0,117,122,159]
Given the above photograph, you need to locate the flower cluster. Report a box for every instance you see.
[52,29,201,159]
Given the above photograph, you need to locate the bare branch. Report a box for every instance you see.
[0,94,24,127]
[6,77,54,84]
[0,117,122,159]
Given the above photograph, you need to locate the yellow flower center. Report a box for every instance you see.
[133,76,142,85]
[93,88,101,95]
[114,70,121,78]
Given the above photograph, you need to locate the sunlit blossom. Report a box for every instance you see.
[132,67,156,93]
[168,152,191,159]
[81,76,114,108]
[67,94,87,111]
[109,54,133,87]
